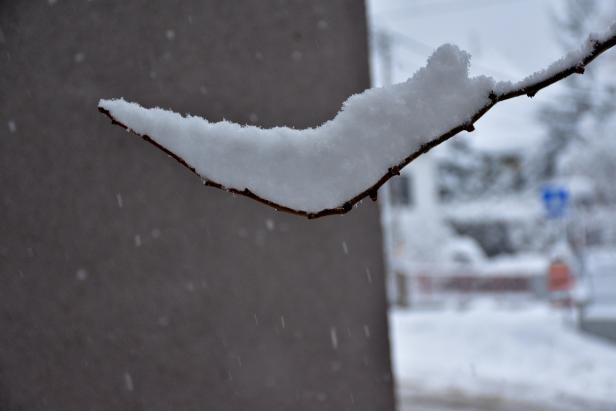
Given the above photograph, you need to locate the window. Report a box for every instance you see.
[389,174,413,206]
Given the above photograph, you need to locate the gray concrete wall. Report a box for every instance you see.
[0,1,395,410]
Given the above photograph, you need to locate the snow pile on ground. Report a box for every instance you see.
[99,44,495,212]
[390,302,616,410]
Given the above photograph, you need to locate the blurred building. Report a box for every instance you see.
[382,145,550,307]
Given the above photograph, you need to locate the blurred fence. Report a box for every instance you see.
[390,260,549,308]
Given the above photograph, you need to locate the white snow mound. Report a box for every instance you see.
[99,44,494,212]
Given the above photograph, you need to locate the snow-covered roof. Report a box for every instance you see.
[443,195,543,223]
[480,253,549,277]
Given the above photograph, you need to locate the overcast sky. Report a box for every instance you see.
[366,0,569,152]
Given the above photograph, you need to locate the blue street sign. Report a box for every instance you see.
[542,185,569,219]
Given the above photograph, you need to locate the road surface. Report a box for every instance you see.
[398,390,616,411]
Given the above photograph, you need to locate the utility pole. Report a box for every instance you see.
[375,29,408,306]
[375,29,393,88]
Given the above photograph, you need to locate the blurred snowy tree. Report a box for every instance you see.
[536,0,597,180]
[533,0,616,252]
[539,0,616,194]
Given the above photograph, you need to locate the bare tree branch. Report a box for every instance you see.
[99,29,616,219]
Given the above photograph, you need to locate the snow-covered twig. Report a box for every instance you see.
[98,24,616,218]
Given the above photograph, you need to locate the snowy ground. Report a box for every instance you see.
[390,301,616,411]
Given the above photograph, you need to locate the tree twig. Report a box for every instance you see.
[99,30,616,219]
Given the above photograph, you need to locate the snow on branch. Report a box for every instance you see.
[98,23,616,218]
